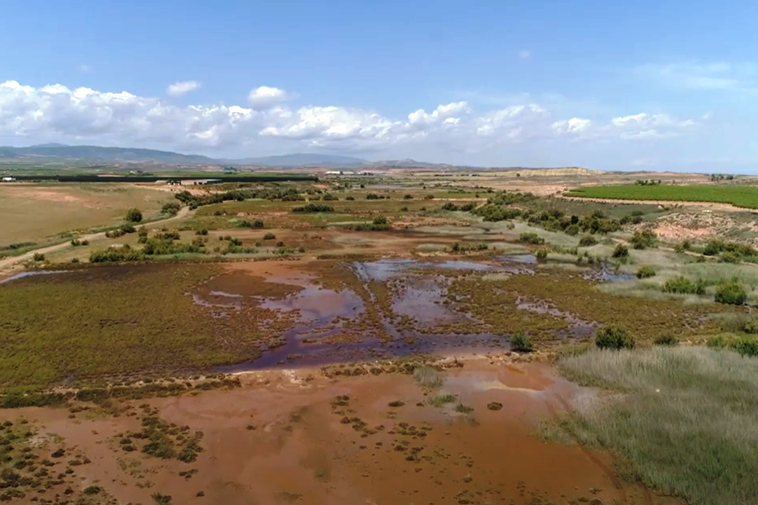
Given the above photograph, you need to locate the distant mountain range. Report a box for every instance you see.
[0,144,458,169]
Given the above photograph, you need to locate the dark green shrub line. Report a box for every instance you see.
[292,203,335,213]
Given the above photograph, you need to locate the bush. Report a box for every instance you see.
[565,224,580,236]
[611,244,629,258]
[733,337,758,357]
[366,193,380,200]
[373,216,388,226]
[161,202,181,216]
[346,196,355,201]
[578,235,597,247]
[535,248,548,260]
[32,253,45,262]
[663,276,706,295]
[518,232,544,245]
[595,325,635,350]
[715,281,747,305]
[510,333,533,352]
[120,223,136,234]
[196,229,208,236]
[636,266,656,279]
[441,202,459,211]
[721,251,741,263]
[630,229,657,249]
[653,334,678,346]
[404,194,413,200]
[292,203,334,213]
[322,194,338,201]
[674,240,692,253]
[263,233,276,240]
[125,208,143,223]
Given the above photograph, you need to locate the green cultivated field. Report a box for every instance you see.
[568,184,758,209]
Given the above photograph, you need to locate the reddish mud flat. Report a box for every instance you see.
[0,359,680,505]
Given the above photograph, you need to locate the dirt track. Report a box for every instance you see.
[0,206,193,274]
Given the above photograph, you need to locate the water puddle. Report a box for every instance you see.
[583,263,635,282]
[261,286,364,325]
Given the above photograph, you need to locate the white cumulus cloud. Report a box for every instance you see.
[167,81,201,96]
[248,86,295,108]
[0,80,703,155]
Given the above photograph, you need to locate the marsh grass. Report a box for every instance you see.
[412,366,443,389]
[556,346,758,505]
[428,393,456,407]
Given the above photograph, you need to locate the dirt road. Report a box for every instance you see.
[0,206,193,272]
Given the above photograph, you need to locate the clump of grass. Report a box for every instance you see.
[518,232,545,245]
[510,332,533,353]
[595,325,635,350]
[428,393,456,407]
[388,401,405,408]
[412,366,443,389]
[653,334,678,346]
[557,346,758,505]
[636,266,656,279]
[454,403,474,414]
[663,276,706,295]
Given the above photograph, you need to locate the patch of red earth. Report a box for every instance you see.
[0,361,682,505]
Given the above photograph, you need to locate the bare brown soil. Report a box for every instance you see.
[0,359,681,505]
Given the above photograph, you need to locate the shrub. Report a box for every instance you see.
[404,194,413,200]
[441,202,459,211]
[704,239,724,256]
[121,223,136,234]
[373,216,388,226]
[565,224,580,236]
[510,333,533,352]
[346,196,355,201]
[263,233,276,240]
[424,194,435,200]
[636,266,656,279]
[663,276,706,295]
[196,229,208,236]
[535,248,548,261]
[578,236,597,247]
[161,202,181,216]
[715,281,747,305]
[733,337,758,357]
[721,251,741,263]
[366,193,380,200]
[674,240,692,253]
[611,244,629,258]
[32,253,45,262]
[322,194,338,201]
[125,208,143,223]
[595,325,635,350]
[653,334,678,346]
[518,232,544,245]
[292,203,334,213]
[630,229,657,249]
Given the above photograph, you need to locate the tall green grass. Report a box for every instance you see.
[556,347,758,505]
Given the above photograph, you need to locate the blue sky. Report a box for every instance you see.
[1,0,757,172]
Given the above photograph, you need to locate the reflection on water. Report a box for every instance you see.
[0,270,68,285]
